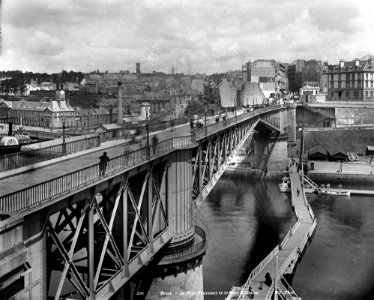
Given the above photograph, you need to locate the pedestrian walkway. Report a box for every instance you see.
[226,160,317,300]
[0,140,141,196]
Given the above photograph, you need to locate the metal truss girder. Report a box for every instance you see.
[54,200,90,300]
[47,220,90,299]
[93,185,125,289]
[127,172,151,259]
[93,197,124,271]
[95,228,172,300]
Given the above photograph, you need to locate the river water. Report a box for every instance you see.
[198,177,374,300]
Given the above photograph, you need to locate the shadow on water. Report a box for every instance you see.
[238,180,296,284]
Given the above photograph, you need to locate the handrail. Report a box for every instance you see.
[194,106,282,141]
[278,277,300,299]
[161,226,207,261]
[265,280,276,300]
[0,136,101,172]
[241,244,280,295]
[0,136,195,213]
[291,217,303,235]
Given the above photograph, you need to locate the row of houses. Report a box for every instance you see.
[0,89,110,129]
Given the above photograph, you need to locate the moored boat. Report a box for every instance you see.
[279,177,317,194]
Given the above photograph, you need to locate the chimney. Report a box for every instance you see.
[117,81,123,124]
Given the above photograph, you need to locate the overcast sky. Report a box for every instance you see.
[0,0,373,74]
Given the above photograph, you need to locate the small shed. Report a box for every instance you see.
[95,124,122,134]
[327,146,348,161]
[308,145,328,160]
[365,146,374,156]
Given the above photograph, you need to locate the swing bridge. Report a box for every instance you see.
[0,106,298,299]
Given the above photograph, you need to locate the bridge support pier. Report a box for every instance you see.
[142,149,207,299]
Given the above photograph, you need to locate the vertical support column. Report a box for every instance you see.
[279,109,284,134]
[198,147,203,200]
[88,201,95,299]
[217,136,221,169]
[122,187,129,274]
[147,172,154,253]
[208,141,212,178]
[228,130,232,155]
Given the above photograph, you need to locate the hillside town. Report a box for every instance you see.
[1,54,374,132]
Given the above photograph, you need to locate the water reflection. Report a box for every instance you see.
[292,192,374,300]
[199,176,374,300]
[197,176,295,299]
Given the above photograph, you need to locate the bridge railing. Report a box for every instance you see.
[0,136,195,213]
[241,244,280,294]
[194,106,281,140]
[161,225,207,261]
[0,136,101,172]
[280,217,303,250]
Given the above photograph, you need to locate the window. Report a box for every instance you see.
[346,91,350,98]
[0,263,30,300]
[371,91,374,99]
[365,91,369,98]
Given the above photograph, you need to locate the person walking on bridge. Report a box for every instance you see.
[99,152,110,176]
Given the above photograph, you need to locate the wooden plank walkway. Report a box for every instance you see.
[227,161,317,300]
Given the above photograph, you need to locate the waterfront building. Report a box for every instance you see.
[0,89,75,128]
[299,83,326,103]
[327,54,374,101]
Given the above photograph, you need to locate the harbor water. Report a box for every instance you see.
[198,177,374,300]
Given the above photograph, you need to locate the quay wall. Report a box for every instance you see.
[304,128,374,154]
[308,172,374,182]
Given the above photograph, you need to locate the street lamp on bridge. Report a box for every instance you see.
[62,117,66,155]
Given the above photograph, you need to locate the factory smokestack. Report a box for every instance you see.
[117,81,123,124]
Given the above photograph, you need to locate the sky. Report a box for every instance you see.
[0,0,373,74]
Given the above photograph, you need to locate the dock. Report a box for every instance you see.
[319,188,374,196]
[226,161,317,300]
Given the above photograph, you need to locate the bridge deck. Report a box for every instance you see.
[0,140,141,197]
[228,160,316,300]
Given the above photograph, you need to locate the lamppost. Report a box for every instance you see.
[146,111,150,158]
[205,104,207,135]
[235,103,237,122]
[62,117,66,155]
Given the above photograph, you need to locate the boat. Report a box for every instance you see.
[319,189,351,196]
[279,177,317,194]
[0,123,35,156]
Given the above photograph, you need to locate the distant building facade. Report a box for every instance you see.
[243,59,287,98]
[218,78,239,108]
[288,59,327,93]
[327,55,374,101]
[0,90,76,128]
